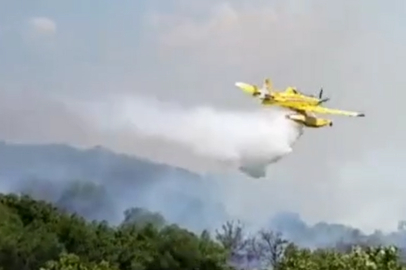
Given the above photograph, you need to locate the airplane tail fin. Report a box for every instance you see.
[263,78,274,94]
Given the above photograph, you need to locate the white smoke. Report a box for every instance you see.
[72,95,304,178]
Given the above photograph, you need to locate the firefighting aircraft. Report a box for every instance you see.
[235,78,365,128]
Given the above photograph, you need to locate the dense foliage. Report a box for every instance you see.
[0,193,405,270]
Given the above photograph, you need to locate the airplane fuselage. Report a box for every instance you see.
[261,98,320,110]
[262,93,321,106]
[259,94,332,128]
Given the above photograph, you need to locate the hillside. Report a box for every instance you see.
[0,141,227,231]
[1,193,404,270]
[0,141,405,251]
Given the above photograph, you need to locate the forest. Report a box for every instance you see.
[0,142,405,269]
[0,192,405,270]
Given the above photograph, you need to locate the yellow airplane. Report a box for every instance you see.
[235,79,329,106]
[235,78,365,128]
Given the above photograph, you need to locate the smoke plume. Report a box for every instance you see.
[71,95,304,178]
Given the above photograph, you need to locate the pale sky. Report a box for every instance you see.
[1,0,406,232]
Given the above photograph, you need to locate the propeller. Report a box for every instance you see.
[317,87,330,105]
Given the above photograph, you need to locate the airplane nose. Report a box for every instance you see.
[329,122,333,127]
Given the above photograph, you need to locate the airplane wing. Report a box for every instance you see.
[293,104,365,117]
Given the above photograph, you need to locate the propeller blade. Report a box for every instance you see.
[318,88,323,99]
[317,98,330,105]
[322,98,329,103]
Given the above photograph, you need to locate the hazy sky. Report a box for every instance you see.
[1,0,406,232]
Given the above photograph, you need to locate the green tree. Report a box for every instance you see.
[121,207,166,229]
[40,253,118,270]
[279,244,406,270]
[1,193,233,270]
[0,195,63,270]
[4,191,406,270]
